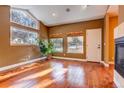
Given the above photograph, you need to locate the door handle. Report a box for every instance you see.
[97,44,100,49]
[97,46,100,49]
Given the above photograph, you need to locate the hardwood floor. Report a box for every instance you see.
[0,59,116,88]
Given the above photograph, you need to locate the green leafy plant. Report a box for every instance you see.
[38,39,54,56]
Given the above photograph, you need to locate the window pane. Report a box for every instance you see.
[11,27,38,45]
[67,36,83,53]
[50,38,63,52]
[11,9,39,29]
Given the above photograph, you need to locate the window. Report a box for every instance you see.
[67,36,83,53]
[11,8,39,29]
[10,8,39,46]
[11,27,38,45]
[50,38,63,52]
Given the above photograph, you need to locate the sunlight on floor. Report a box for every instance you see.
[17,68,53,81]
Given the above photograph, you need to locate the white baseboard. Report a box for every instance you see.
[52,56,87,62]
[100,61,109,67]
[0,57,47,72]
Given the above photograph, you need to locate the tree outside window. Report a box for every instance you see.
[50,38,63,52]
[67,36,83,53]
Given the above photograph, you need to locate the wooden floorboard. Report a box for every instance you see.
[0,59,116,88]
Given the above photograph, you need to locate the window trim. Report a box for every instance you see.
[67,36,84,54]
[10,8,39,30]
[50,38,64,53]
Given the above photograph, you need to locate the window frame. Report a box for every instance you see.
[10,8,39,30]
[10,26,39,46]
[67,36,84,54]
[50,38,64,53]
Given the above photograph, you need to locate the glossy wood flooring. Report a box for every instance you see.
[0,59,116,88]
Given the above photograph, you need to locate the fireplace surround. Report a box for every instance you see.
[115,37,124,78]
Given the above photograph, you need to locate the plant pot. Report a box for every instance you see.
[47,54,52,60]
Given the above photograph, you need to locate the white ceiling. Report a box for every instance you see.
[11,5,108,27]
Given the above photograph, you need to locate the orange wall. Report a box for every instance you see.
[109,16,118,62]
[0,6,48,67]
[104,13,118,64]
[39,21,48,40]
[104,13,109,63]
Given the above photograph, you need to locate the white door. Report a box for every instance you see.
[86,28,102,62]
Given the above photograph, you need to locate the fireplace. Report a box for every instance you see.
[115,37,124,78]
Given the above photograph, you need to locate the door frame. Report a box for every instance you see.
[86,28,102,62]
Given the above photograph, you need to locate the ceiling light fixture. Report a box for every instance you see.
[52,13,56,17]
[66,8,70,12]
[81,5,88,10]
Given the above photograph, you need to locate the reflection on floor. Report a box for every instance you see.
[0,59,116,88]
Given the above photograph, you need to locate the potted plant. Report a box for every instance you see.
[38,39,54,60]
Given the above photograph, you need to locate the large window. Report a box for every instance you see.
[67,36,83,53]
[11,27,38,45]
[50,38,63,53]
[10,8,39,46]
[11,8,39,29]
